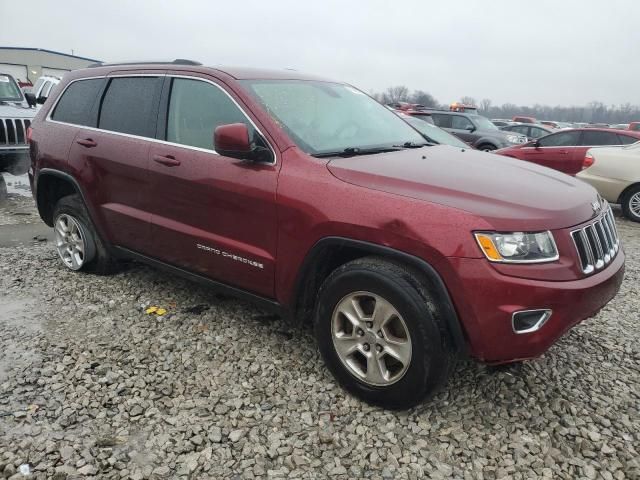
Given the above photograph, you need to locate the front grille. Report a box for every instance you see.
[0,118,31,146]
[571,206,620,275]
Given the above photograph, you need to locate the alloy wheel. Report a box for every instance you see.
[630,192,640,217]
[331,291,412,386]
[54,214,87,270]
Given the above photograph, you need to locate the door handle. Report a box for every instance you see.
[76,138,97,148]
[153,154,181,167]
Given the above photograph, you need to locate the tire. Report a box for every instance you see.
[478,144,497,152]
[314,257,456,409]
[621,185,640,222]
[52,194,117,274]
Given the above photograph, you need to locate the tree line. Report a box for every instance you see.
[371,86,640,124]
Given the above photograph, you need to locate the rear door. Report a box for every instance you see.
[67,74,163,252]
[146,74,280,297]
[519,130,582,173]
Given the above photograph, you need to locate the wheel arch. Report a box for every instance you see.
[35,168,84,226]
[290,237,468,354]
[617,181,640,204]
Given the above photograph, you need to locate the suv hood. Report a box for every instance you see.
[327,145,599,231]
[0,102,35,118]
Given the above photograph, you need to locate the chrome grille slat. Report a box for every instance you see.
[571,205,620,275]
[0,118,29,146]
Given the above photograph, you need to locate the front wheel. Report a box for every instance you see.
[621,185,640,222]
[314,257,455,409]
[479,144,497,152]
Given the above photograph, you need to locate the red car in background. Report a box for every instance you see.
[496,128,640,175]
[629,122,640,132]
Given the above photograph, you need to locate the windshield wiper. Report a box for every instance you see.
[393,141,431,148]
[312,146,403,158]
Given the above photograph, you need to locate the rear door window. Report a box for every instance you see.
[430,114,452,129]
[98,77,163,138]
[581,130,620,146]
[51,78,105,127]
[538,131,581,147]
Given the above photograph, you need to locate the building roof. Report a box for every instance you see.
[0,46,100,62]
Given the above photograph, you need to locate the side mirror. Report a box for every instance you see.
[532,140,541,148]
[214,123,272,162]
[36,96,47,105]
[25,92,37,108]
[465,125,475,132]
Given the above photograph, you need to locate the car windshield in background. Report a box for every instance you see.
[0,74,23,102]
[470,115,498,130]
[405,116,469,148]
[240,79,426,156]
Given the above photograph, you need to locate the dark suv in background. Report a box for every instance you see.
[28,61,624,408]
[428,110,528,151]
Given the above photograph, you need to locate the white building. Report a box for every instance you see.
[0,46,100,86]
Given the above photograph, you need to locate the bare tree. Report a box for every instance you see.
[480,98,492,112]
[460,96,477,106]
[410,90,439,108]
[384,86,410,104]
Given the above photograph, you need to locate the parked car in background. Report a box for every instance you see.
[491,119,513,127]
[501,123,553,141]
[512,115,537,124]
[540,121,559,129]
[586,123,611,129]
[28,75,61,107]
[0,72,35,175]
[578,142,640,222]
[426,110,527,151]
[28,61,624,408]
[496,128,640,175]
[612,123,629,130]
[398,113,472,148]
[628,122,640,132]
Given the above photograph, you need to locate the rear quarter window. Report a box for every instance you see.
[51,79,105,126]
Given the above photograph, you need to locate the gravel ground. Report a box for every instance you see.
[0,199,638,479]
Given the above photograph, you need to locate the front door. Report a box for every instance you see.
[146,75,280,298]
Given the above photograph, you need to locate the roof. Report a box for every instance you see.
[87,62,336,82]
[0,46,100,62]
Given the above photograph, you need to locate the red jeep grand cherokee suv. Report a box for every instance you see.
[28,61,624,409]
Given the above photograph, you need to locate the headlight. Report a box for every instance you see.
[505,134,521,144]
[474,231,559,263]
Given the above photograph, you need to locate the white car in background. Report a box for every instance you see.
[1,73,35,175]
[25,75,61,109]
[577,141,640,222]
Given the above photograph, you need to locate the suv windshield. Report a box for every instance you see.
[0,74,23,102]
[240,79,425,155]
[469,115,498,131]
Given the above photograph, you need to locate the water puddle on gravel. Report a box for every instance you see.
[0,296,43,383]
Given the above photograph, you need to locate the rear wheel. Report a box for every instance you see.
[621,185,640,222]
[314,257,455,409]
[53,194,117,274]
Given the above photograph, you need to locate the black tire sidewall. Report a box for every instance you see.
[315,264,449,409]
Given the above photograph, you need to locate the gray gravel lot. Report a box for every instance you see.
[0,194,638,479]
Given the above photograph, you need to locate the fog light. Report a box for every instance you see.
[512,309,552,334]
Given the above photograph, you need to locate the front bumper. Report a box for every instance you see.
[0,148,30,174]
[448,249,625,363]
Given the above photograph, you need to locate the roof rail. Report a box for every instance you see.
[88,59,202,68]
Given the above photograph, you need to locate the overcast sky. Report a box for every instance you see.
[2,0,639,106]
